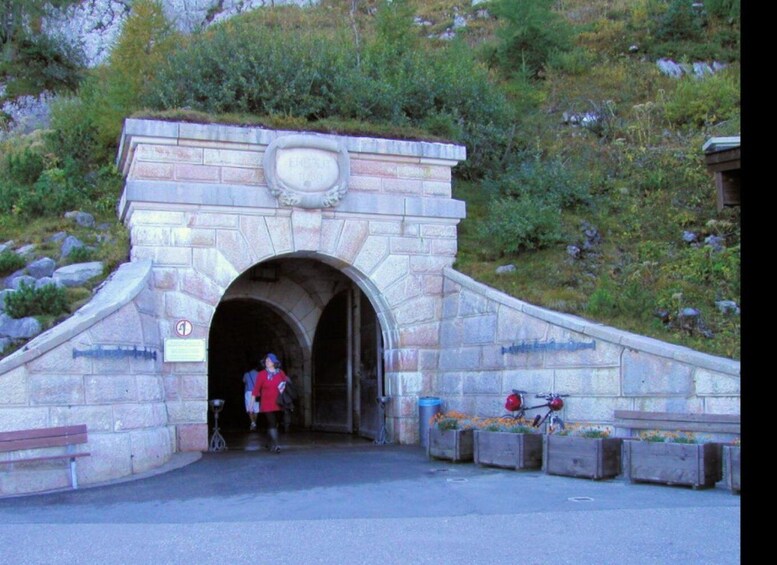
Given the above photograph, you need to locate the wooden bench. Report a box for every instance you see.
[0,424,90,489]
[613,410,740,436]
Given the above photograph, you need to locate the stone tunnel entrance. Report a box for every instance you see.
[207,257,384,444]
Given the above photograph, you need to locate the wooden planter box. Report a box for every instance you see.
[723,445,740,493]
[427,428,474,462]
[622,440,723,489]
[474,430,543,470]
[543,435,623,480]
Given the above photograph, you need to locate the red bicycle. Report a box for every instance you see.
[504,390,568,432]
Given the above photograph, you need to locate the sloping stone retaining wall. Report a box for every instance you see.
[0,260,174,496]
[427,269,740,442]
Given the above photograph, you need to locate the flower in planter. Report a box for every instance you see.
[638,430,697,443]
[430,411,480,431]
[556,423,611,438]
[478,416,537,434]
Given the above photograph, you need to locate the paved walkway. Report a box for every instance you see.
[0,433,742,564]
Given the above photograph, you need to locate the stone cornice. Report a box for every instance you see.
[117,118,467,175]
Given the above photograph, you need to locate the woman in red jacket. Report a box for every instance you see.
[251,352,289,453]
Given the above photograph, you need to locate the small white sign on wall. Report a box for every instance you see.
[164,338,206,363]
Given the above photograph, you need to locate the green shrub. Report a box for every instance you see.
[143,10,516,180]
[586,284,617,317]
[13,166,82,218]
[2,146,46,185]
[65,246,95,264]
[484,0,575,80]
[663,67,740,128]
[484,153,592,208]
[705,0,740,22]
[0,250,26,276]
[0,31,85,98]
[3,281,69,318]
[45,95,101,169]
[654,0,706,42]
[477,196,563,256]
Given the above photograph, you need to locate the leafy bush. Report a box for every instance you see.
[12,166,83,217]
[0,250,26,275]
[3,281,69,318]
[45,95,101,170]
[654,0,706,42]
[143,9,515,179]
[2,146,46,185]
[65,245,95,264]
[484,0,575,80]
[477,196,563,256]
[487,153,592,207]
[705,0,740,22]
[663,67,740,128]
[0,30,84,98]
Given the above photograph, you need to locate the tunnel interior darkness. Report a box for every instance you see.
[208,299,303,431]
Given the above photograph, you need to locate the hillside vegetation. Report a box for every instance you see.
[0,0,741,360]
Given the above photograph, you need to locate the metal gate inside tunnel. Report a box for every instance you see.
[207,258,385,445]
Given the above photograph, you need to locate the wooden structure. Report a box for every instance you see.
[613,410,740,436]
[427,428,474,462]
[473,430,543,470]
[723,444,741,494]
[703,136,741,212]
[542,435,623,480]
[622,440,722,489]
[0,424,90,489]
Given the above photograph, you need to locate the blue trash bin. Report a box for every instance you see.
[418,396,442,448]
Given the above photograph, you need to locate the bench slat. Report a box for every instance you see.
[0,424,87,443]
[0,433,88,453]
[0,424,90,490]
[614,410,740,434]
[0,452,91,466]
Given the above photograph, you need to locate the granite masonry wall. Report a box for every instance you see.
[0,261,177,496]
[0,119,741,495]
[432,270,740,442]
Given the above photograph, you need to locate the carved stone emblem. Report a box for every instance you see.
[263,134,351,208]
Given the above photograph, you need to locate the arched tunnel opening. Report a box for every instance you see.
[208,299,304,433]
[206,257,386,449]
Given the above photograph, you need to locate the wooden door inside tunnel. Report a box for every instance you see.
[312,287,383,440]
[208,299,303,432]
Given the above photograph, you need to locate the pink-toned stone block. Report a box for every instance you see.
[221,166,264,185]
[181,270,224,305]
[351,159,397,177]
[399,323,440,347]
[174,164,220,182]
[397,164,451,181]
[131,162,174,180]
[382,178,423,194]
[423,181,451,196]
[348,175,382,192]
[177,423,207,451]
[336,220,369,263]
[136,144,203,163]
[203,148,261,167]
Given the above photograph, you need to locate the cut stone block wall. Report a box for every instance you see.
[0,261,175,496]
[420,269,741,445]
